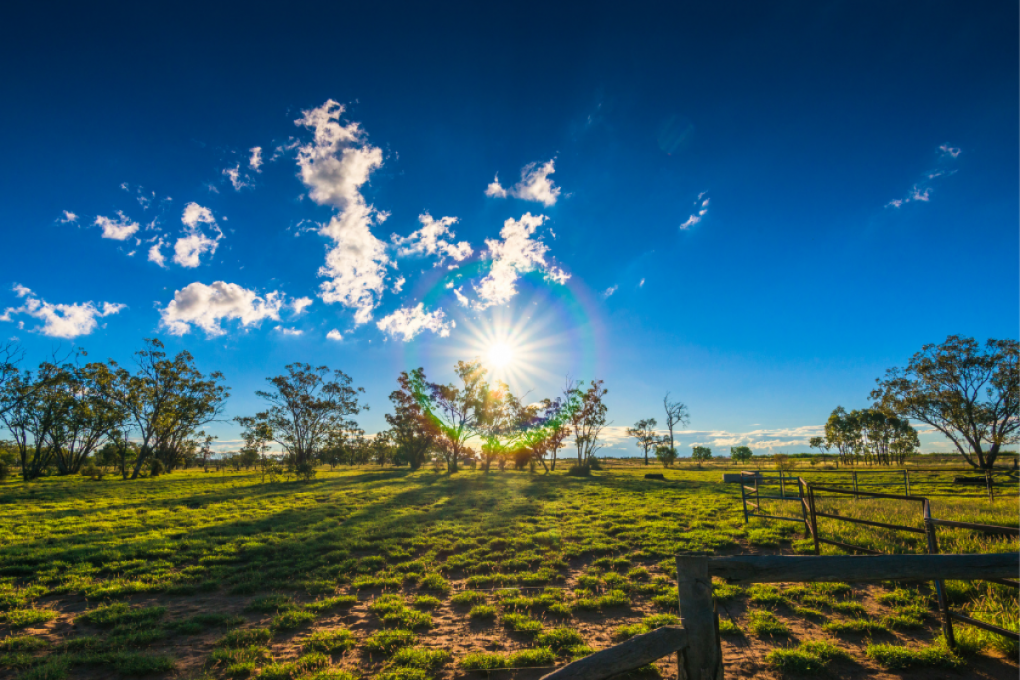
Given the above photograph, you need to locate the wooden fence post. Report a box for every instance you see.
[807,485,820,555]
[676,556,724,680]
[904,469,911,496]
[780,473,786,500]
[985,470,994,501]
[797,478,809,537]
[923,500,955,649]
[852,471,858,500]
[739,473,749,524]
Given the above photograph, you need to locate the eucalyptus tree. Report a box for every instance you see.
[49,360,125,475]
[93,339,229,479]
[568,379,609,469]
[730,445,753,464]
[627,418,660,465]
[691,445,712,464]
[410,360,488,473]
[0,362,66,480]
[824,407,861,466]
[871,336,1018,470]
[662,392,689,453]
[254,363,365,474]
[386,369,440,470]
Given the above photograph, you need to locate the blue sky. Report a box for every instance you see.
[1,2,1016,455]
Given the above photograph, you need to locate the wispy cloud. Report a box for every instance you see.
[392,213,473,265]
[58,210,78,224]
[679,192,709,230]
[602,285,618,298]
[886,144,961,209]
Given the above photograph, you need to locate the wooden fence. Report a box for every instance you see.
[739,472,1020,648]
[541,553,1019,680]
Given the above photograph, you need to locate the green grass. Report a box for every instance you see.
[389,646,452,669]
[535,627,585,652]
[822,618,888,634]
[747,610,789,635]
[302,628,356,653]
[866,642,962,669]
[0,464,1013,678]
[4,610,57,630]
[363,629,417,655]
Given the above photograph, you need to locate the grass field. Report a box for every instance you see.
[0,464,1016,679]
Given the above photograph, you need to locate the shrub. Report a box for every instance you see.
[655,446,677,467]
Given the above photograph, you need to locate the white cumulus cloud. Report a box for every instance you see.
[94,212,140,240]
[148,239,167,268]
[376,303,454,341]
[326,329,343,341]
[485,160,561,206]
[295,99,390,325]
[159,281,286,336]
[392,213,473,265]
[249,146,263,171]
[173,203,222,268]
[223,165,250,191]
[275,326,303,336]
[291,297,313,315]
[0,285,124,339]
[59,210,78,224]
[469,213,569,309]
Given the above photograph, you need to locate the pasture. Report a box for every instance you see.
[0,464,1016,680]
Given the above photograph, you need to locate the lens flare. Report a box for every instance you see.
[487,342,514,369]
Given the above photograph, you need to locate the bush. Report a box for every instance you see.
[655,446,677,467]
[149,459,165,477]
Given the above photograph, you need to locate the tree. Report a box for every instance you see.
[93,339,228,479]
[568,379,608,469]
[410,360,488,473]
[627,418,660,465]
[691,445,712,465]
[730,446,753,464]
[808,436,828,462]
[0,363,66,480]
[255,363,365,471]
[662,393,689,453]
[386,369,440,470]
[871,336,1018,470]
[49,360,125,475]
[655,444,677,467]
[824,407,861,467]
[236,416,274,480]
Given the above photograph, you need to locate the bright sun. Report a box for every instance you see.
[487,342,514,369]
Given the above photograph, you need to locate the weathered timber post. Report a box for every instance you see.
[676,556,724,680]
[798,478,809,537]
[904,469,911,496]
[923,499,955,649]
[807,485,821,555]
[739,473,749,524]
[852,471,859,499]
[985,470,994,501]
[779,472,786,499]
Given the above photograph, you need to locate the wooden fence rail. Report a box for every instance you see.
[540,553,1019,680]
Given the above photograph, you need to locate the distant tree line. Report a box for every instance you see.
[0,334,1013,480]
